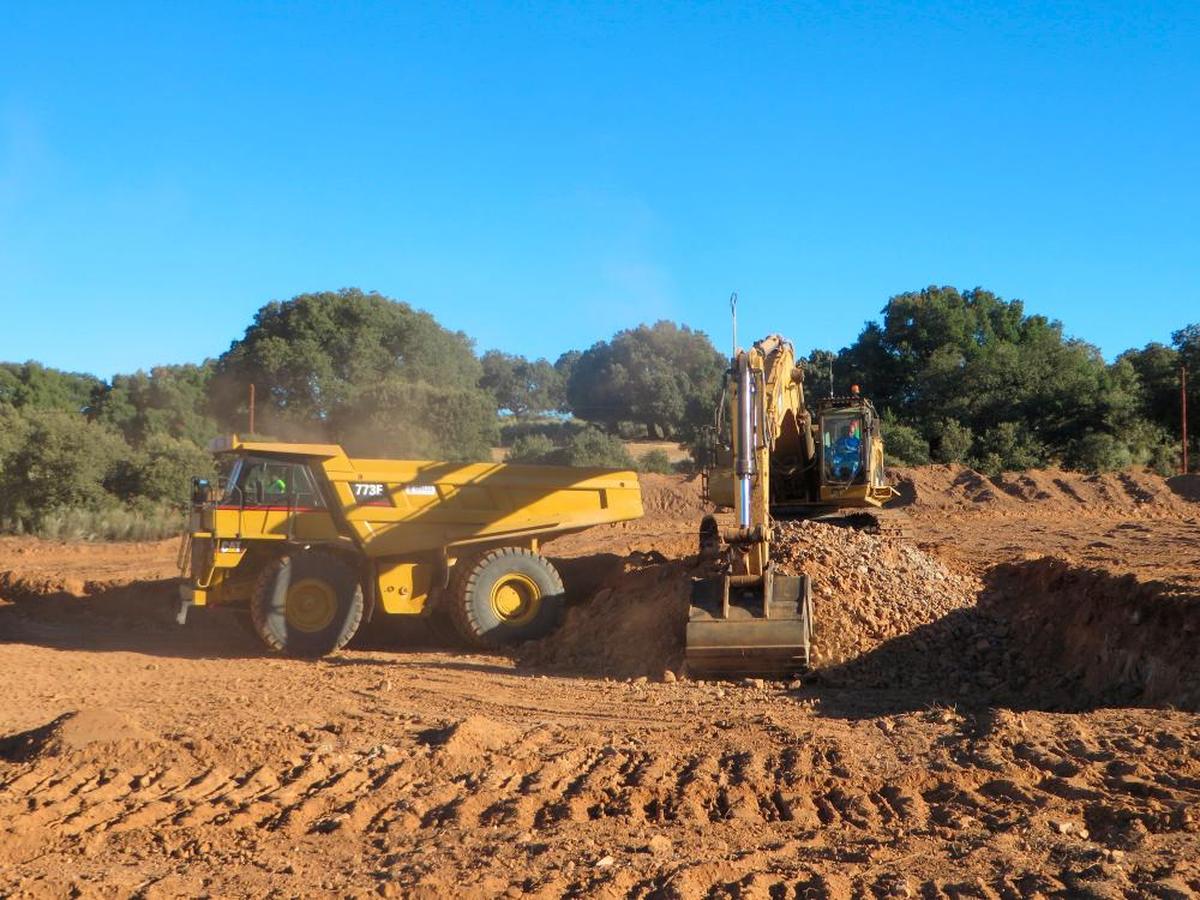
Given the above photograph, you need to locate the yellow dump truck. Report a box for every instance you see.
[178,436,643,656]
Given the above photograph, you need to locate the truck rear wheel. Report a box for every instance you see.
[449,547,565,647]
[251,551,364,657]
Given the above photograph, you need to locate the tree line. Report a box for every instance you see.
[0,286,1195,538]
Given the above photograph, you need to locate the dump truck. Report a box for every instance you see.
[178,436,643,656]
[688,334,897,676]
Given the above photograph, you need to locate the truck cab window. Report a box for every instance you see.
[235,458,323,508]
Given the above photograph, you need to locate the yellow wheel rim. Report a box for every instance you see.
[488,573,540,625]
[286,578,338,633]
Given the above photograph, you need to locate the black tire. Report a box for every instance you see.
[250,551,364,657]
[448,547,565,647]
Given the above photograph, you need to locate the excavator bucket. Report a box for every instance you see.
[685,572,813,677]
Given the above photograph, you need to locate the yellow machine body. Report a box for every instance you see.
[688,335,896,677]
[703,338,896,513]
[181,436,643,618]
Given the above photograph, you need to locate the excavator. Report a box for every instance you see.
[686,334,897,677]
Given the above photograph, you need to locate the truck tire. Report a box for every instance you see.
[250,551,364,657]
[449,547,565,647]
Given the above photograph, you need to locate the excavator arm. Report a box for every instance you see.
[686,336,814,677]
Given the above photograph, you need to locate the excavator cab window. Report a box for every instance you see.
[821,414,866,483]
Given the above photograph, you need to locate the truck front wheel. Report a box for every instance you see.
[449,548,565,647]
[251,551,364,657]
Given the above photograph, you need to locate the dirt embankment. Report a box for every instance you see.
[0,537,179,605]
[893,464,1199,518]
[984,559,1200,710]
[535,513,1200,716]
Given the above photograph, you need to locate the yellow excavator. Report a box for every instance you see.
[687,334,896,676]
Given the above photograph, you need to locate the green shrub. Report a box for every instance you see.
[637,449,673,474]
[557,428,635,468]
[882,419,930,466]
[134,434,217,504]
[498,418,579,447]
[1065,432,1134,474]
[0,410,127,531]
[506,433,558,464]
[929,418,973,464]
[36,501,185,542]
[971,422,1047,474]
[336,380,499,462]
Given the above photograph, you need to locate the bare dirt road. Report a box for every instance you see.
[2,470,1200,898]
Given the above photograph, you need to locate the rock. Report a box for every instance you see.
[646,835,672,856]
[1055,820,1074,835]
[594,855,615,869]
[786,679,804,691]
[662,670,677,683]
[633,676,648,685]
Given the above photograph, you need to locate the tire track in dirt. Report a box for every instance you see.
[5,707,1200,898]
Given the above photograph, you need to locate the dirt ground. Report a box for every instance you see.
[2,469,1200,898]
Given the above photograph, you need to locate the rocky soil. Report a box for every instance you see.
[2,467,1199,897]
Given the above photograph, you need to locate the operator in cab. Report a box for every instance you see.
[827,419,864,481]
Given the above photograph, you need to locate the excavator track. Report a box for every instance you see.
[801,507,913,542]
[861,507,914,542]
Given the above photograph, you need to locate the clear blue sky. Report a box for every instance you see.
[1,1,1197,379]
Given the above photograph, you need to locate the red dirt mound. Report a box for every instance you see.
[637,473,710,521]
[526,522,985,683]
[892,465,1196,518]
[518,556,692,678]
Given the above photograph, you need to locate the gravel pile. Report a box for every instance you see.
[772,520,980,669]
[527,520,1018,690]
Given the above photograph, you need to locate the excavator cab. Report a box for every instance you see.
[814,393,894,507]
[822,412,866,483]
